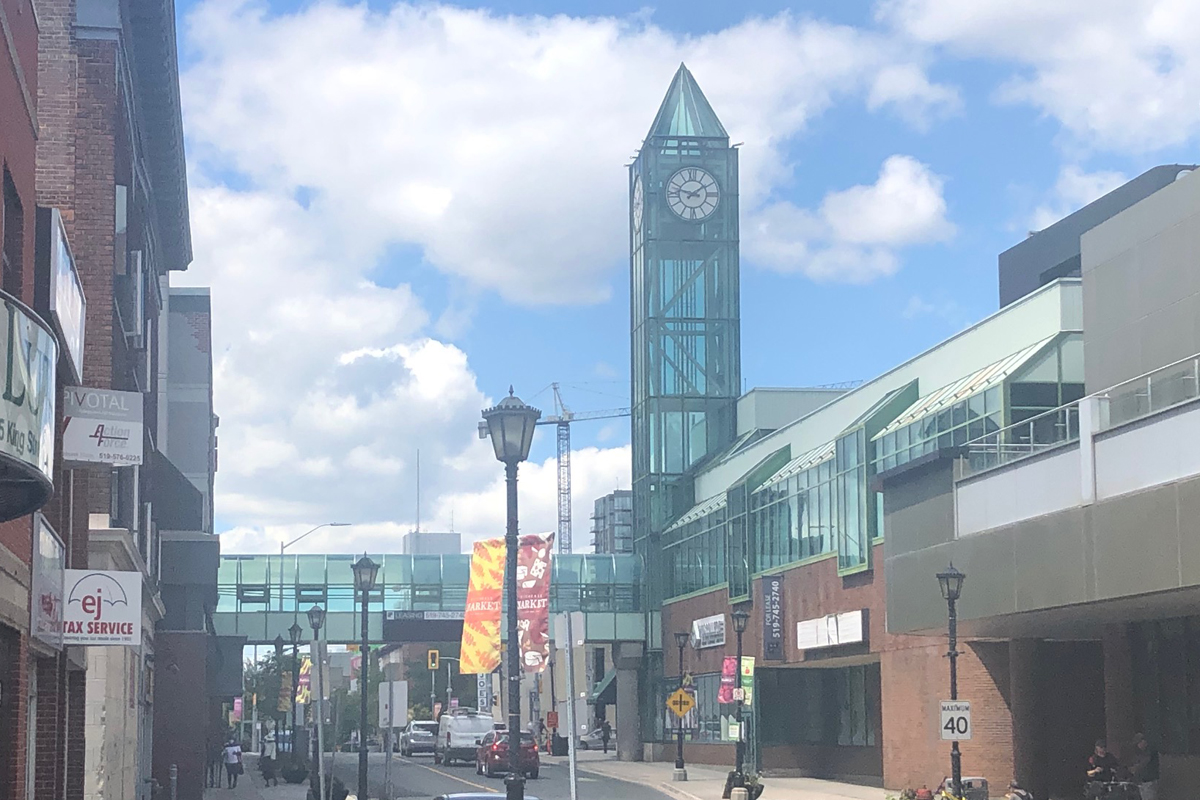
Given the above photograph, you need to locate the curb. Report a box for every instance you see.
[573,764,707,800]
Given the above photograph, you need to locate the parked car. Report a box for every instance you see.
[434,709,495,767]
[399,720,438,756]
[576,727,614,750]
[474,730,539,779]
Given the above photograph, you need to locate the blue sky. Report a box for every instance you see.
[172,0,1200,551]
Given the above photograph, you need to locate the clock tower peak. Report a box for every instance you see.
[647,63,728,141]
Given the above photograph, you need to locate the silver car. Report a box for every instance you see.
[398,720,438,756]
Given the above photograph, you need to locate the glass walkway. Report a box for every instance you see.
[215,552,644,643]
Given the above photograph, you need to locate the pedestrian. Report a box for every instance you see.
[223,739,244,789]
[207,739,223,788]
[1130,733,1160,800]
[600,719,611,755]
[261,733,279,787]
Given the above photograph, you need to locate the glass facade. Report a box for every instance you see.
[631,66,741,610]
[758,664,880,748]
[749,444,836,574]
[662,496,727,598]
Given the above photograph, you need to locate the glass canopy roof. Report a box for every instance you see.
[646,63,729,139]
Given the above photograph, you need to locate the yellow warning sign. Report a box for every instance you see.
[666,688,695,719]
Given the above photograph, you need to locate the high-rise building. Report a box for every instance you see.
[630,64,741,609]
[401,531,461,555]
[590,490,632,554]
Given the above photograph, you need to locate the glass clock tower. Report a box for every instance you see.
[630,64,741,609]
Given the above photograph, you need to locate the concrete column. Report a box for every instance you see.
[1009,640,1040,794]
[1103,625,1136,759]
[613,642,643,762]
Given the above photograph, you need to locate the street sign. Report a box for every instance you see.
[940,701,971,741]
[546,711,559,729]
[666,688,696,719]
[732,687,745,703]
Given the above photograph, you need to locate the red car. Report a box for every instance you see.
[475,730,539,779]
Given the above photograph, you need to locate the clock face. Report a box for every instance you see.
[632,176,644,234]
[666,167,720,221]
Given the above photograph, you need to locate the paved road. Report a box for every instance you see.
[326,751,674,800]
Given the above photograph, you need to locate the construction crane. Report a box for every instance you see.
[536,383,629,554]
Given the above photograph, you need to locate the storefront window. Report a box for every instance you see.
[1131,617,1200,754]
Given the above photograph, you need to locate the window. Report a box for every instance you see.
[2,170,22,295]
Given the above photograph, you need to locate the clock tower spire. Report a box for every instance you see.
[629,63,741,609]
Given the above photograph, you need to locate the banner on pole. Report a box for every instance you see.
[717,656,737,704]
[296,656,311,705]
[460,538,505,674]
[517,532,554,673]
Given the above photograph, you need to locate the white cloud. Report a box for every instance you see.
[1029,165,1128,231]
[867,63,961,129]
[217,446,631,554]
[182,3,957,306]
[175,4,963,548]
[746,155,954,282]
[878,0,1200,152]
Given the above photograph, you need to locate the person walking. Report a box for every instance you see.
[223,739,244,788]
[207,739,223,788]
[600,719,611,755]
[261,733,279,787]
[1130,733,1160,800]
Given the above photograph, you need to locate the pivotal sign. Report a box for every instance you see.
[62,570,142,646]
[63,388,143,465]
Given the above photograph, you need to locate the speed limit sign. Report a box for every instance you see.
[940,701,971,740]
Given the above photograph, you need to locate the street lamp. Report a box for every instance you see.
[289,622,303,761]
[480,387,541,800]
[279,523,351,610]
[730,606,750,789]
[274,634,285,754]
[307,605,327,800]
[937,564,966,800]
[352,554,380,800]
[673,630,691,780]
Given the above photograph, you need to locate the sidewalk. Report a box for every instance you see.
[544,753,891,800]
[205,755,309,800]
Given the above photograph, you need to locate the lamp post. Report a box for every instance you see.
[352,555,380,800]
[279,523,350,610]
[273,635,285,754]
[673,631,690,780]
[480,387,541,800]
[730,607,750,789]
[307,605,327,800]
[938,564,966,800]
[289,622,303,761]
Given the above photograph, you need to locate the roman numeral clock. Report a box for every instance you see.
[665,167,720,221]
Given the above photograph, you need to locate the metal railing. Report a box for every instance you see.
[1101,355,1200,431]
[963,352,1200,478]
[964,404,1080,477]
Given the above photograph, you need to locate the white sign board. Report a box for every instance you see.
[30,516,64,650]
[940,701,972,741]
[692,614,726,649]
[45,208,86,382]
[63,570,143,646]
[63,388,143,465]
[796,609,866,651]
[378,681,409,729]
[477,673,493,710]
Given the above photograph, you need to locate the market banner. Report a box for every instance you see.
[517,533,554,673]
[296,655,311,705]
[460,537,505,674]
[717,656,737,704]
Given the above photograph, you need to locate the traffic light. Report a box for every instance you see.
[428,649,439,671]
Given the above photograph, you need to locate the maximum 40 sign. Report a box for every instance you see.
[940,701,971,741]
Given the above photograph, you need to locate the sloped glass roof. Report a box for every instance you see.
[647,63,728,139]
[663,492,727,533]
[872,337,1055,440]
[758,440,836,487]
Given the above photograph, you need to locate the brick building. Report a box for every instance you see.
[33,0,197,796]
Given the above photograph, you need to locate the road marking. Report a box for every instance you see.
[406,759,498,794]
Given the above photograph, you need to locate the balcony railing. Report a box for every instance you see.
[963,352,1200,478]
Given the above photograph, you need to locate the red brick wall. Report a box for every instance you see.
[34,655,66,800]
[0,628,29,800]
[67,669,85,800]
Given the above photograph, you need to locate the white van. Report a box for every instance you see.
[434,708,495,767]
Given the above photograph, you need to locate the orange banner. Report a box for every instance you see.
[517,533,554,673]
[459,537,505,674]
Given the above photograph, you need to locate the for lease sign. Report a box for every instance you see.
[62,570,142,646]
